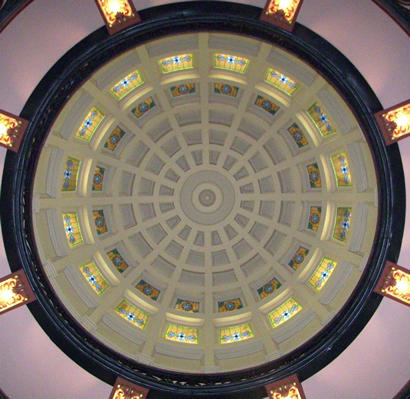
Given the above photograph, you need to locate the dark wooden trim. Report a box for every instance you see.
[0,0,35,33]
[0,1,406,398]
[371,0,410,34]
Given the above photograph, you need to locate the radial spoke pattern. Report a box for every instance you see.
[32,32,379,373]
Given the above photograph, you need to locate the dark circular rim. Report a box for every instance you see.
[0,2,405,398]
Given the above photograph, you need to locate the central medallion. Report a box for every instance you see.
[179,170,235,225]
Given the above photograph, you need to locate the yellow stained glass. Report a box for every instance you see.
[265,68,299,95]
[287,122,308,148]
[80,261,108,295]
[255,95,280,116]
[307,206,321,231]
[288,246,309,270]
[333,207,352,242]
[110,70,144,100]
[136,280,160,301]
[115,300,149,329]
[331,152,352,187]
[214,83,238,97]
[214,53,249,74]
[107,249,128,273]
[62,156,80,192]
[218,298,243,312]
[257,278,282,299]
[306,162,321,188]
[93,210,107,235]
[92,166,105,191]
[268,298,302,328]
[220,323,254,344]
[131,97,155,119]
[170,83,196,97]
[75,107,105,142]
[309,257,338,291]
[165,323,198,344]
[62,212,83,248]
[104,126,125,151]
[159,54,194,74]
[175,299,200,313]
[307,103,336,136]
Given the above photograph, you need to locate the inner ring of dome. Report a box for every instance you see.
[179,170,235,225]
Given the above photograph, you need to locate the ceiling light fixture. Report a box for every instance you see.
[375,100,410,145]
[265,375,306,399]
[260,0,304,31]
[95,0,140,35]
[109,377,149,399]
[0,109,28,152]
[374,261,410,307]
[0,270,35,315]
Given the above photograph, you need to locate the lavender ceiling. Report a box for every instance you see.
[0,1,409,398]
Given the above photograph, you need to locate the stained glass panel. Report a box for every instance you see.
[104,126,125,151]
[115,300,149,329]
[62,212,83,248]
[62,156,80,192]
[110,70,144,100]
[75,107,105,142]
[214,53,249,74]
[287,122,308,148]
[159,54,194,74]
[175,299,200,313]
[80,261,108,295]
[265,68,299,95]
[307,103,336,136]
[218,298,243,312]
[255,95,280,115]
[309,257,338,291]
[214,83,238,97]
[331,152,352,187]
[170,83,196,97]
[219,323,254,344]
[131,97,155,119]
[107,249,129,273]
[306,162,321,188]
[268,298,302,328]
[333,207,352,242]
[92,166,105,191]
[93,210,107,235]
[288,247,309,271]
[257,277,282,299]
[136,280,160,301]
[307,206,321,231]
[165,323,198,344]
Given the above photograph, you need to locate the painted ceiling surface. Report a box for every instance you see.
[0,1,409,398]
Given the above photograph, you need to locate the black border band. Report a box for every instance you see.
[0,2,405,398]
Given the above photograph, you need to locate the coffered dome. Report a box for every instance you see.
[31,31,378,374]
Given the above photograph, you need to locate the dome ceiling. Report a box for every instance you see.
[32,32,379,374]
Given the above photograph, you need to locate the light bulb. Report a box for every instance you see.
[395,112,408,129]
[0,288,14,303]
[396,279,409,293]
[107,0,122,14]
[278,0,293,9]
[0,123,8,136]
